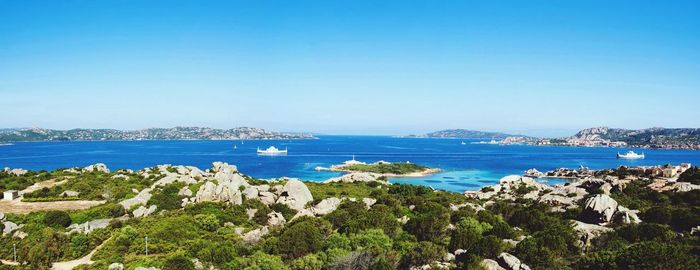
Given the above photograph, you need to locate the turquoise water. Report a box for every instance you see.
[1,136,699,192]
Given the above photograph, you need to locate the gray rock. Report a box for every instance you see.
[68,218,113,234]
[497,253,530,270]
[243,226,269,244]
[178,186,193,196]
[323,172,384,184]
[581,194,619,223]
[83,163,110,173]
[133,205,157,218]
[482,259,506,270]
[119,189,152,209]
[276,179,313,211]
[267,211,286,227]
[109,263,125,270]
[312,198,342,216]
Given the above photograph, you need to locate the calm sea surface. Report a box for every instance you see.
[2,136,699,192]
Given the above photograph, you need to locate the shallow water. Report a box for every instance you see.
[1,136,698,192]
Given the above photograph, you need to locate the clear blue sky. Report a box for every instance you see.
[1,0,698,136]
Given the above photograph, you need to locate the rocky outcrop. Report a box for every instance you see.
[108,263,124,270]
[572,220,613,251]
[84,163,110,173]
[2,221,20,236]
[267,211,286,227]
[464,175,549,201]
[312,198,342,216]
[119,189,152,209]
[2,167,28,176]
[276,179,313,211]
[481,259,506,270]
[193,180,243,205]
[524,168,543,178]
[579,194,641,224]
[242,226,270,244]
[496,253,530,270]
[178,186,193,196]
[323,172,384,184]
[61,190,80,197]
[580,194,618,223]
[68,218,114,234]
[133,205,157,218]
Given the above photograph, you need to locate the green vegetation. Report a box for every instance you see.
[0,167,697,270]
[678,166,700,184]
[337,162,429,175]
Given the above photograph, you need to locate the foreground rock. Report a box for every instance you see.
[276,179,314,211]
[579,194,640,224]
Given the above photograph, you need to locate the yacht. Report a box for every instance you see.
[461,141,467,145]
[257,146,287,155]
[617,151,645,159]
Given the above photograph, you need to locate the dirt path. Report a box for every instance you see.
[20,178,69,195]
[52,237,110,270]
[0,177,104,214]
[0,200,106,214]
[1,259,19,266]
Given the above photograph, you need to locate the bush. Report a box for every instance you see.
[70,234,91,257]
[163,253,195,270]
[194,214,220,231]
[278,217,332,260]
[399,241,445,268]
[678,166,700,184]
[43,211,72,227]
[291,254,323,270]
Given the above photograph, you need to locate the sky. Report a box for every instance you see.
[1,1,699,137]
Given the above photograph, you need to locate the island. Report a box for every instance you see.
[317,157,440,177]
[0,127,315,142]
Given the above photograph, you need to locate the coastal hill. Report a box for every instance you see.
[408,129,519,139]
[0,127,315,141]
[416,127,700,149]
[565,127,700,148]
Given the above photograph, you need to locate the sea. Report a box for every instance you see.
[1,136,699,193]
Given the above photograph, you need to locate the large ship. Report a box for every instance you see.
[617,151,645,159]
[257,146,288,155]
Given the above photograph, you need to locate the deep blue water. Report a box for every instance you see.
[1,136,699,192]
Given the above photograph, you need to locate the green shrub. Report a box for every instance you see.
[163,253,195,270]
[43,211,72,227]
[194,214,220,231]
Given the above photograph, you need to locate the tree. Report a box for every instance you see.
[399,241,445,268]
[405,202,449,241]
[43,210,72,227]
[349,229,393,253]
[278,217,331,260]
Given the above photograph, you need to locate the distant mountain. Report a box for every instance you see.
[564,127,700,149]
[410,129,518,139]
[0,127,315,141]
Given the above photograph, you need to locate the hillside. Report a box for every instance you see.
[0,127,315,142]
[411,129,516,139]
[566,127,700,148]
[0,162,697,269]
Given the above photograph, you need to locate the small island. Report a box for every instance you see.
[318,156,440,177]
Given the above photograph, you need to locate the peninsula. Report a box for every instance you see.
[0,127,315,142]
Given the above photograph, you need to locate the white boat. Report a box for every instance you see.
[460,141,466,145]
[257,146,287,155]
[617,151,645,159]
